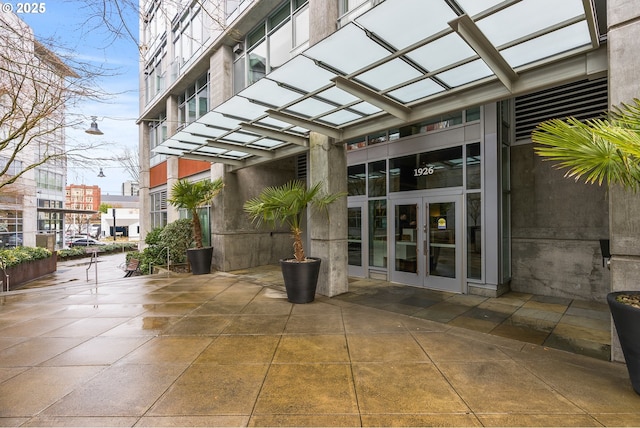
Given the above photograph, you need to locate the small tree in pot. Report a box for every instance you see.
[243,180,345,303]
[533,98,640,394]
[168,178,224,275]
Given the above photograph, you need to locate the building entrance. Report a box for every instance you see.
[391,195,463,293]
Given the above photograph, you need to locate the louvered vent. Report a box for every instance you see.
[296,154,307,180]
[515,78,608,141]
[160,190,167,210]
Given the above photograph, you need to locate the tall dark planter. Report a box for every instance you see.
[607,292,640,395]
[280,257,321,304]
[187,247,213,275]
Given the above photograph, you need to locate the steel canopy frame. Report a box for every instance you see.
[152,0,601,171]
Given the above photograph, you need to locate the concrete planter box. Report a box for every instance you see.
[2,253,57,291]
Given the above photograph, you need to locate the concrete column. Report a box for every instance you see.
[308,132,348,297]
[138,122,151,247]
[308,0,338,45]
[306,1,347,296]
[607,0,640,362]
[166,95,180,222]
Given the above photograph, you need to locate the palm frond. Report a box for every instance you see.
[533,105,640,191]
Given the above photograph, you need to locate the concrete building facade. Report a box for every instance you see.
[138,0,637,359]
[0,10,73,249]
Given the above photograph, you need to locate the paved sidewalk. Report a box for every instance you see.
[0,259,638,426]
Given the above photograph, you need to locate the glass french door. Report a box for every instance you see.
[348,203,366,277]
[391,195,463,293]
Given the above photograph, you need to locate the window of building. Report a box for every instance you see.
[368,199,386,268]
[178,206,210,247]
[368,160,386,197]
[347,107,481,151]
[347,164,366,196]
[0,209,23,247]
[0,156,23,176]
[389,146,464,192]
[178,74,208,128]
[233,0,309,93]
[466,142,481,190]
[144,42,167,104]
[150,190,168,229]
[172,3,209,68]
[36,170,64,192]
[149,114,168,166]
[339,0,373,25]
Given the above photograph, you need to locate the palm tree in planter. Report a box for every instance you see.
[243,180,345,303]
[168,178,224,275]
[532,98,640,394]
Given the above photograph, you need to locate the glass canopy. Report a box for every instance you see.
[154,0,599,170]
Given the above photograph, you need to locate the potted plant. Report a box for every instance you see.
[168,178,224,275]
[243,180,345,303]
[533,98,640,394]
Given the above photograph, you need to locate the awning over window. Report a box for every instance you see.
[154,0,601,170]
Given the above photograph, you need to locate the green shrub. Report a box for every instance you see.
[57,247,87,259]
[130,219,195,275]
[159,218,194,264]
[0,246,53,268]
[57,242,138,260]
[145,226,164,246]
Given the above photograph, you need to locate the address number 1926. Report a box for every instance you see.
[413,166,435,177]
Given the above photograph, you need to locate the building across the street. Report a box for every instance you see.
[138,0,639,360]
[0,11,76,249]
[100,195,140,241]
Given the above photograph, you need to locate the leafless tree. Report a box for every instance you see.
[0,10,112,191]
[111,146,140,183]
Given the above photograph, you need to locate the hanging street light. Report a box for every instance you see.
[85,116,103,135]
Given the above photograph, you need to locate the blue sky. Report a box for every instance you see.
[20,0,141,194]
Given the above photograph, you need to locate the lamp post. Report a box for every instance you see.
[112,208,116,241]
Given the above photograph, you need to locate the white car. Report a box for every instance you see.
[69,237,106,247]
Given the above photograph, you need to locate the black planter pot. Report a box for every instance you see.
[280,257,321,304]
[607,291,640,395]
[186,247,213,275]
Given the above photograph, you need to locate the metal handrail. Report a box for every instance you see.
[85,249,99,283]
[149,246,170,277]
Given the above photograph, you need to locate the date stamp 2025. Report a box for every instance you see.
[1,2,46,14]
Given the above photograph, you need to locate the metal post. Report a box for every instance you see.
[112,208,116,241]
[85,250,98,283]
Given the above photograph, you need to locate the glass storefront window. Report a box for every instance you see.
[367,130,387,145]
[368,160,386,197]
[368,200,386,268]
[467,142,481,190]
[346,137,366,151]
[466,106,481,122]
[348,207,362,266]
[348,164,366,196]
[389,146,463,192]
[399,111,463,137]
[467,192,481,280]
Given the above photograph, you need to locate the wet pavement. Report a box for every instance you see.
[0,253,637,427]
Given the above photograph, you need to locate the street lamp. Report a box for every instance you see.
[85,116,103,135]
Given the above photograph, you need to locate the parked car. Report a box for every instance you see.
[69,238,106,247]
[65,235,90,246]
[5,234,23,247]
[0,232,22,248]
